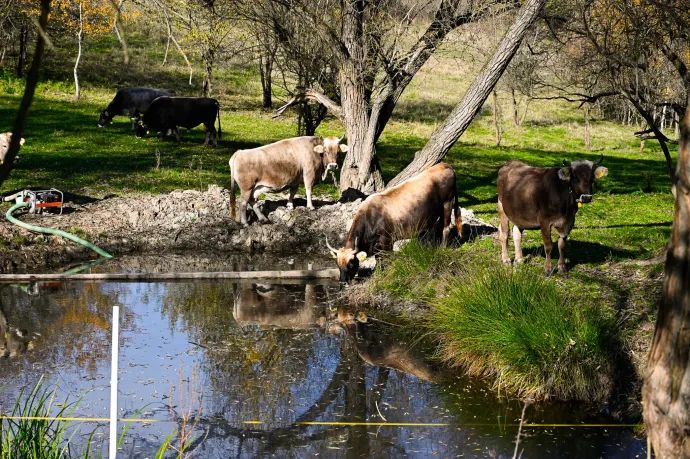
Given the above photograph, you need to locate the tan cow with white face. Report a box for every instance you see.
[0,132,25,165]
[229,136,347,226]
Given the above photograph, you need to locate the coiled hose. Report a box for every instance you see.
[6,201,113,259]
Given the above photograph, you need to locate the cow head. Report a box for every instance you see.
[0,133,24,165]
[98,109,113,128]
[314,135,348,181]
[135,121,149,139]
[326,236,366,284]
[558,155,608,204]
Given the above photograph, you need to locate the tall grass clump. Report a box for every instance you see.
[371,238,457,299]
[428,262,617,401]
[0,377,91,459]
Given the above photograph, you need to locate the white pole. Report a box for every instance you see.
[109,306,120,458]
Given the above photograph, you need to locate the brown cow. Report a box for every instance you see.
[0,132,25,165]
[326,162,462,284]
[497,156,608,272]
[229,136,347,226]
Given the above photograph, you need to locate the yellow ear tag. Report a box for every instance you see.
[356,252,367,262]
[331,253,337,259]
[146,131,150,134]
[577,202,583,208]
[598,170,605,178]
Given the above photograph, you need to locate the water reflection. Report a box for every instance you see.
[0,275,646,458]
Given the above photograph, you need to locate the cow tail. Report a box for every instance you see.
[454,182,463,237]
[229,156,236,220]
[216,101,222,140]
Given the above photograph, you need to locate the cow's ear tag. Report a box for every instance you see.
[356,252,367,262]
[339,144,348,152]
[331,252,337,259]
[577,202,583,208]
[104,110,109,116]
[558,168,570,181]
[146,131,150,135]
[314,145,325,153]
[594,166,608,180]
[19,138,25,145]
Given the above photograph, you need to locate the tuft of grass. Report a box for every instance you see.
[427,261,616,401]
[0,376,87,459]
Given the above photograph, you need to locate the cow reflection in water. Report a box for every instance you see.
[0,298,34,359]
[232,283,329,329]
[331,309,440,383]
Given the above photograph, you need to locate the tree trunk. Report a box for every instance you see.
[388,0,546,187]
[0,0,51,188]
[511,88,520,126]
[642,99,690,459]
[202,50,213,97]
[16,24,27,77]
[337,0,384,194]
[74,2,83,101]
[584,105,591,151]
[259,54,273,109]
[493,90,502,146]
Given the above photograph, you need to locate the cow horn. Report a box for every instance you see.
[324,234,338,255]
[562,159,571,167]
[594,154,604,165]
[338,133,346,142]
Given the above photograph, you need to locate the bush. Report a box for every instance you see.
[427,262,616,401]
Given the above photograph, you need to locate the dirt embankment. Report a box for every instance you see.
[0,184,495,273]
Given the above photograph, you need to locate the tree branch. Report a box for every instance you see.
[272,89,344,121]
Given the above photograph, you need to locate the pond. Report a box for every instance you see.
[0,255,646,458]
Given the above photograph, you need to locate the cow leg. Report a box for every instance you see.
[304,173,315,210]
[556,228,568,272]
[442,201,453,247]
[540,225,554,273]
[173,128,181,142]
[287,186,298,210]
[513,225,524,263]
[252,188,270,224]
[203,130,210,147]
[239,190,252,226]
[498,199,511,265]
[130,117,138,130]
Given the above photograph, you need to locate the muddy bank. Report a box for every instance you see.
[0,185,494,273]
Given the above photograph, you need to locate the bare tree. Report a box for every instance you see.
[643,96,690,459]
[388,0,547,186]
[262,0,510,193]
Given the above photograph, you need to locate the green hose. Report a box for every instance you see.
[6,201,113,259]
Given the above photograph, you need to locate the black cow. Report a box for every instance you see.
[497,155,608,272]
[135,96,222,147]
[99,87,175,130]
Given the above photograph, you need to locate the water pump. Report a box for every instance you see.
[3,189,64,215]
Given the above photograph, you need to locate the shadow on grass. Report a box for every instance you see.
[521,240,640,267]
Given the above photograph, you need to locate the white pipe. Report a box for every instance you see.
[109,306,120,459]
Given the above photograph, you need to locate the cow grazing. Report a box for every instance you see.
[229,135,348,225]
[135,96,222,146]
[99,87,174,130]
[497,155,608,272]
[326,162,462,284]
[0,132,24,165]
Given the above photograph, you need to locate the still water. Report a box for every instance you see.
[0,255,646,458]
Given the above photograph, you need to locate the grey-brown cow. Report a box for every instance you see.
[0,132,25,165]
[229,136,347,226]
[497,156,608,272]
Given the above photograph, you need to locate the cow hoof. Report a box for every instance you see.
[286,203,294,210]
[515,257,525,265]
[307,206,315,211]
[558,264,568,273]
[259,219,271,225]
[502,259,512,266]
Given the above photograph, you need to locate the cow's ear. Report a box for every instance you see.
[339,144,348,153]
[313,145,325,154]
[356,251,367,262]
[558,168,570,181]
[593,166,608,180]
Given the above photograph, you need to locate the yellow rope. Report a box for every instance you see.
[0,416,641,428]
